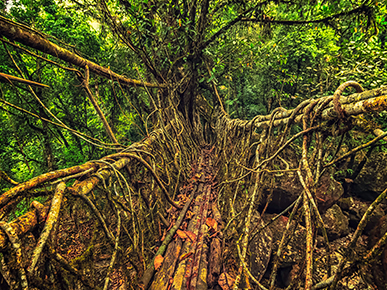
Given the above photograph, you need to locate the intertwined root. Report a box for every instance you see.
[0,84,387,289]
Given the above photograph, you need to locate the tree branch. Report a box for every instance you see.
[0,16,163,88]
[0,72,49,88]
[202,0,269,49]
[80,65,120,145]
[241,4,369,26]
[96,0,162,81]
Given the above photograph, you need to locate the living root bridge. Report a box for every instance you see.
[0,122,195,289]
[221,85,387,131]
[209,83,387,289]
[1,84,387,289]
[0,129,175,249]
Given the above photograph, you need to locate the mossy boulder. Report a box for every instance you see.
[323,204,349,240]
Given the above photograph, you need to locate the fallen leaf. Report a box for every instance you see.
[185,230,196,242]
[176,229,188,240]
[218,272,235,290]
[154,255,164,271]
[206,217,218,231]
[176,230,196,242]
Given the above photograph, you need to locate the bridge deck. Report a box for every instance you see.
[150,147,222,290]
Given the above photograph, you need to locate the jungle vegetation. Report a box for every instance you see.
[0,0,386,289]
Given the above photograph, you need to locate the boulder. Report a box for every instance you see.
[323,204,349,240]
[264,214,306,288]
[261,170,343,214]
[249,212,273,285]
[315,171,344,212]
[337,197,353,211]
[368,215,387,290]
[348,199,384,234]
[261,173,301,213]
[352,152,387,201]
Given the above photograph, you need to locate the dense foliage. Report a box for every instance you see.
[0,0,386,208]
[0,0,148,183]
[1,1,387,289]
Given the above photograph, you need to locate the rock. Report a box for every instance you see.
[246,212,272,286]
[313,233,369,290]
[261,170,343,214]
[265,215,306,265]
[352,152,387,201]
[315,171,344,212]
[348,199,384,234]
[263,214,306,287]
[276,264,297,288]
[337,197,353,211]
[323,204,349,240]
[258,147,300,213]
[348,212,359,229]
[368,215,387,289]
[261,173,301,213]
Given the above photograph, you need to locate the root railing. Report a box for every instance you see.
[0,83,386,289]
